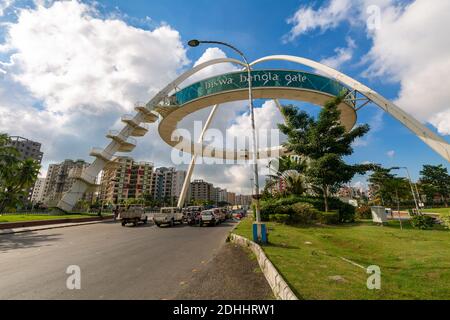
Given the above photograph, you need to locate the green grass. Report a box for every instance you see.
[234,217,450,300]
[0,213,102,223]
[422,208,450,216]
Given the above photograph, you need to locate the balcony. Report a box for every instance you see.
[90,148,114,162]
[134,103,159,123]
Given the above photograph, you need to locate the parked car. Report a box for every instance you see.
[212,208,225,223]
[120,205,148,227]
[232,210,243,220]
[185,206,203,225]
[154,207,183,227]
[199,209,217,226]
[219,208,229,221]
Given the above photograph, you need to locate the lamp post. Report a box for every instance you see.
[188,39,266,243]
[390,166,421,215]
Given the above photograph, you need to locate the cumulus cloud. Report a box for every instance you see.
[364,0,450,135]
[0,0,189,169]
[320,37,356,70]
[284,0,450,136]
[283,0,352,43]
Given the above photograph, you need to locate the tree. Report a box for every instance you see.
[278,94,374,211]
[419,164,450,207]
[0,157,41,213]
[368,167,412,207]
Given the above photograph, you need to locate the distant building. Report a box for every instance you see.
[236,194,252,206]
[188,179,213,203]
[8,136,44,201]
[100,157,154,204]
[30,178,46,204]
[227,192,236,205]
[151,167,186,204]
[42,159,91,206]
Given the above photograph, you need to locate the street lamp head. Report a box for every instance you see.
[188,39,200,47]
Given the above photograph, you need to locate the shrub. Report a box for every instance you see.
[259,195,356,223]
[411,215,435,230]
[290,202,318,224]
[356,205,372,220]
[440,216,450,229]
[318,211,340,225]
[269,214,290,223]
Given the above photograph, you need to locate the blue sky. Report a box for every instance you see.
[0,0,449,192]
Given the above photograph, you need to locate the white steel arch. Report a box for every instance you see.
[250,55,450,162]
[58,54,450,212]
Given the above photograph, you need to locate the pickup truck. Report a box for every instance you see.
[120,205,148,227]
[154,207,183,227]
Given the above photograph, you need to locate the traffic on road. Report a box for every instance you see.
[117,205,248,228]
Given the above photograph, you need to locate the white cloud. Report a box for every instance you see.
[283,0,352,42]
[0,1,189,169]
[364,0,450,135]
[0,0,14,16]
[386,150,395,158]
[320,37,356,70]
[285,0,450,136]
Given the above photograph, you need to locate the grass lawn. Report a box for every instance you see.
[0,213,103,223]
[422,208,450,216]
[234,217,450,300]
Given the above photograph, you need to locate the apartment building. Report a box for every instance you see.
[30,178,46,204]
[8,136,44,200]
[188,179,213,203]
[100,157,154,204]
[42,159,91,206]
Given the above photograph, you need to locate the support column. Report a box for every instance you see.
[177,104,220,208]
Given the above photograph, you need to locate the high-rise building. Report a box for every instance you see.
[226,192,236,205]
[100,157,154,204]
[188,179,213,203]
[151,167,185,204]
[8,136,44,200]
[8,136,44,163]
[236,194,252,206]
[30,178,46,204]
[42,159,91,206]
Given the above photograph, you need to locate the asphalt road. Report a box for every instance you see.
[0,220,242,299]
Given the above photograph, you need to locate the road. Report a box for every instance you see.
[0,220,239,299]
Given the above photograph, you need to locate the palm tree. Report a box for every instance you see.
[265,156,307,196]
[0,158,41,213]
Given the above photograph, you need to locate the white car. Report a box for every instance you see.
[154,207,183,227]
[199,210,217,226]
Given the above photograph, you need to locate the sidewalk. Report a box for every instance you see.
[0,219,113,235]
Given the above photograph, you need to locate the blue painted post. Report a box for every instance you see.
[253,222,268,244]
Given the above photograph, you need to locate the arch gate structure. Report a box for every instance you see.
[57,55,450,212]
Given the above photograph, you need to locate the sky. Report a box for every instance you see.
[0,0,449,194]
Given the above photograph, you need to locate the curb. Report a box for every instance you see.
[229,233,298,300]
[0,219,113,235]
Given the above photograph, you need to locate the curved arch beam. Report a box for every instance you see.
[57,58,247,212]
[250,55,450,162]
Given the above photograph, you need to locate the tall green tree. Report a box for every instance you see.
[419,164,450,207]
[278,95,374,211]
[0,157,41,213]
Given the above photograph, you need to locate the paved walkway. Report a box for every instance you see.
[174,242,274,300]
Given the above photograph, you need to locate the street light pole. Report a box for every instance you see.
[187,39,266,243]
